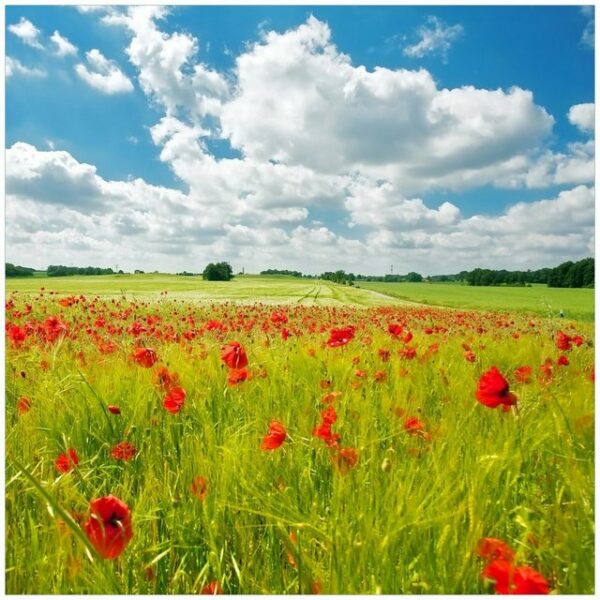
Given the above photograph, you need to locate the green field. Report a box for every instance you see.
[5,274,409,307]
[7,274,594,321]
[358,281,594,322]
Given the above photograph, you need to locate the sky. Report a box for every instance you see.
[5,5,595,276]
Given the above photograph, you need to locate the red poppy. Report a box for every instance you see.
[84,495,133,559]
[55,448,79,473]
[261,420,287,450]
[313,407,340,447]
[7,324,27,346]
[514,366,532,384]
[153,366,179,391]
[378,348,391,362]
[163,386,186,413]
[388,323,403,337]
[572,335,584,347]
[326,326,355,347]
[476,367,517,410]
[332,447,359,473]
[17,395,31,415]
[464,350,476,363]
[404,416,426,435]
[111,442,137,461]
[221,341,248,369]
[557,355,569,366]
[227,367,249,385]
[107,405,121,415]
[132,347,158,368]
[191,476,208,501]
[476,538,515,563]
[482,559,549,594]
[200,581,223,595]
[555,331,572,351]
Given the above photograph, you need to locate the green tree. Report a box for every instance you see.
[203,262,234,281]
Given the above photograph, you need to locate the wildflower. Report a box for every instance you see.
[557,355,569,366]
[332,447,359,474]
[153,366,179,391]
[476,538,515,563]
[221,341,248,369]
[326,326,355,347]
[111,442,137,461]
[482,560,549,595]
[132,347,158,368]
[556,331,572,351]
[107,405,121,415]
[55,448,79,473]
[84,495,133,559]
[388,323,403,337]
[476,367,517,410]
[227,367,249,385]
[261,420,287,450]
[163,386,186,414]
[200,581,223,595]
[191,476,208,501]
[17,395,31,415]
[513,366,532,384]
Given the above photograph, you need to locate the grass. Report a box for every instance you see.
[6,274,407,307]
[5,289,594,594]
[358,281,595,322]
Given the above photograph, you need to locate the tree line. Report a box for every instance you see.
[5,263,36,277]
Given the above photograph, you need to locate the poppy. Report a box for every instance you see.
[261,420,287,450]
[557,355,569,366]
[227,367,249,385]
[55,448,79,473]
[132,347,158,368]
[200,581,223,595]
[326,326,355,347]
[17,395,31,415]
[332,447,359,474]
[475,367,517,410]
[84,495,133,559]
[555,331,572,351]
[476,538,515,563]
[388,323,403,337]
[514,366,532,384]
[221,341,248,369]
[404,417,426,435]
[482,559,549,594]
[111,442,137,461]
[107,405,121,415]
[572,335,584,347]
[191,476,208,501]
[153,366,179,391]
[464,350,476,363]
[313,407,340,447]
[163,386,186,414]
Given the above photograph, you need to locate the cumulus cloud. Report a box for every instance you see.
[75,49,134,94]
[6,56,46,78]
[568,102,594,133]
[51,30,77,57]
[8,17,44,49]
[403,16,463,62]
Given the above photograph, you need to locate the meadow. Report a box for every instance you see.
[4,277,594,594]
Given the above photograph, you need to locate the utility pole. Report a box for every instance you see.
[390,264,394,275]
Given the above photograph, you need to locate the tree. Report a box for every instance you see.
[203,262,234,281]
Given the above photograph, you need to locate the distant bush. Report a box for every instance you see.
[260,269,303,277]
[47,265,115,277]
[202,262,233,281]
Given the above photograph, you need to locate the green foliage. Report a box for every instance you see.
[5,263,35,277]
[47,265,115,277]
[260,269,303,277]
[202,262,234,281]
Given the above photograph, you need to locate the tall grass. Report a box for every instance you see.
[5,294,594,594]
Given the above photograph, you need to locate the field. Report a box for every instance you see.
[5,277,594,594]
[358,281,594,322]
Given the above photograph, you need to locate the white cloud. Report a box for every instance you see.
[6,56,46,78]
[51,30,78,57]
[568,102,594,133]
[403,16,463,62]
[75,49,134,94]
[581,6,594,48]
[8,17,44,49]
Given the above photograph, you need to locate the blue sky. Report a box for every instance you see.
[5,5,595,275]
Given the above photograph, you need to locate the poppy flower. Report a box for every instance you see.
[55,448,79,473]
[191,476,208,501]
[227,367,249,385]
[153,366,179,391]
[476,538,515,563]
[482,559,549,594]
[132,347,158,368]
[555,331,572,351]
[513,366,532,384]
[388,323,403,337]
[404,417,426,435]
[84,495,133,559]
[261,420,287,450]
[111,442,137,461]
[332,447,359,474]
[200,581,223,595]
[572,335,584,347]
[163,386,186,413]
[221,341,248,369]
[475,367,517,410]
[464,350,476,363]
[557,355,569,366]
[313,407,340,447]
[378,348,391,362]
[326,326,355,347]
[17,395,31,415]
[107,405,121,415]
